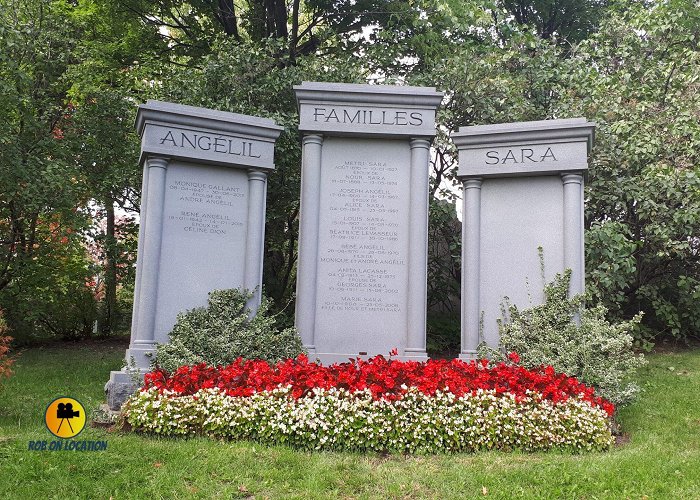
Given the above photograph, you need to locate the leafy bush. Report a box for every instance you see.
[0,227,99,343]
[0,311,15,388]
[558,3,700,342]
[426,314,460,357]
[126,356,614,453]
[481,271,645,407]
[154,288,304,373]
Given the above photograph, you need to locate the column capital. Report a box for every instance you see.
[247,169,268,181]
[303,134,324,146]
[146,155,169,169]
[561,173,583,185]
[463,178,483,189]
[409,137,432,149]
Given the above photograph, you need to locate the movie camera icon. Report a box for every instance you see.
[56,402,80,433]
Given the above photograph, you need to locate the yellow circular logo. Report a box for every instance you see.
[45,397,86,439]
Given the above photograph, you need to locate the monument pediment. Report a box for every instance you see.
[295,82,443,138]
[136,100,282,169]
[453,118,594,177]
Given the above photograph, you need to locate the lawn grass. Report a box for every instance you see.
[0,341,698,499]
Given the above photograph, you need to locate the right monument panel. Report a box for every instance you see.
[453,118,595,359]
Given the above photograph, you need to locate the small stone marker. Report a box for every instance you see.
[294,82,443,363]
[105,101,282,409]
[453,118,595,358]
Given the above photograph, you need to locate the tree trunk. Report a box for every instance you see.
[289,0,300,60]
[216,0,241,41]
[101,197,118,334]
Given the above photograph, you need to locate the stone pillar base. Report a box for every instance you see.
[403,348,429,361]
[104,370,143,411]
[124,345,155,371]
[458,351,478,362]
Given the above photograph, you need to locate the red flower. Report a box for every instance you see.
[141,353,614,416]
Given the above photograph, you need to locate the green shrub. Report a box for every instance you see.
[480,270,646,407]
[0,311,14,388]
[154,289,304,373]
[426,314,460,357]
[0,245,99,343]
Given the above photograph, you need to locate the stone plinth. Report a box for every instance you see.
[105,100,282,409]
[294,82,443,363]
[453,118,594,359]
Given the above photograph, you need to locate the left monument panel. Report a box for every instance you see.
[105,101,283,410]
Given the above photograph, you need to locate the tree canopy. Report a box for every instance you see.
[0,0,698,345]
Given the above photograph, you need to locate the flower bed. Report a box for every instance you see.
[124,354,615,453]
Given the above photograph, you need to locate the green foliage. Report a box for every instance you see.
[496,0,609,43]
[63,90,141,334]
[114,0,449,64]
[0,226,98,341]
[154,289,304,373]
[585,221,637,315]
[426,314,460,357]
[426,200,461,316]
[0,0,106,340]
[157,37,364,306]
[482,270,646,406]
[555,1,700,341]
[0,311,13,387]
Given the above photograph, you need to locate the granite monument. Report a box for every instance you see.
[294,82,443,363]
[453,118,595,358]
[105,100,282,409]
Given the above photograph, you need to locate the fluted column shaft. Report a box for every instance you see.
[459,178,482,360]
[405,138,431,359]
[562,173,585,298]
[244,170,268,313]
[295,134,324,356]
[128,155,169,369]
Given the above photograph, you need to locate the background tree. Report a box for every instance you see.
[59,0,161,334]
[116,0,426,64]
[495,0,611,44]
[557,2,700,344]
[63,91,140,334]
[0,0,98,339]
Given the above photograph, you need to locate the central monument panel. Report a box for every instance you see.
[294,82,442,363]
[315,137,411,355]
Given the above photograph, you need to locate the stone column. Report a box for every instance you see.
[459,178,482,360]
[562,173,585,298]
[405,138,431,359]
[244,170,268,312]
[127,155,169,369]
[295,134,323,357]
[129,162,150,342]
